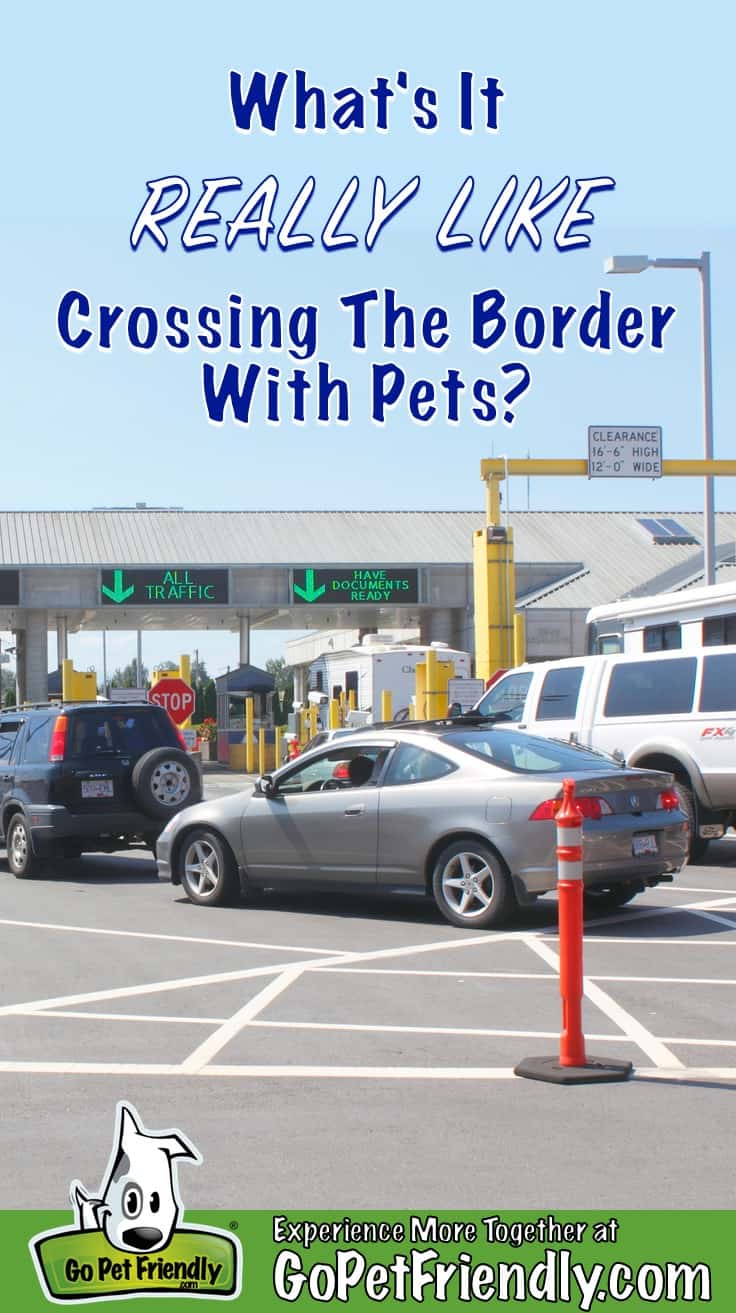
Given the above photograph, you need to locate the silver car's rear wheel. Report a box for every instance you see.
[431,839,514,929]
[179,828,239,906]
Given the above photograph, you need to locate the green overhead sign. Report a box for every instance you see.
[292,567,419,605]
[100,568,229,605]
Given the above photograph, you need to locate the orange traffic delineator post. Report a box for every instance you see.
[515,778,633,1085]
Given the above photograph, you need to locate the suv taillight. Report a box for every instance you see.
[175,726,188,751]
[49,715,68,762]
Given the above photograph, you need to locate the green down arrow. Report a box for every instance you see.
[102,569,135,604]
[293,568,326,602]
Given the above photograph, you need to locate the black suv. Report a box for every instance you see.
[0,701,202,878]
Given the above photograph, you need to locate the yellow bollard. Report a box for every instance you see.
[62,658,97,703]
[425,652,455,719]
[513,612,526,666]
[275,725,283,768]
[339,693,347,726]
[308,704,318,739]
[426,648,439,719]
[61,658,74,702]
[179,654,193,728]
[245,697,255,773]
[258,727,266,776]
[415,660,427,720]
[380,689,392,723]
[473,524,516,682]
[348,689,356,712]
[329,698,340,729]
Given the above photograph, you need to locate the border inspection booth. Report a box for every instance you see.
[215,664,276,766]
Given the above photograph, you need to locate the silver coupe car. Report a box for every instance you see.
[156,724,688,929]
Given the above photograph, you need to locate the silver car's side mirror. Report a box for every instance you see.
[258,774,276,796]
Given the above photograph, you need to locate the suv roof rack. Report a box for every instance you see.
[2,702,64,713]
[1,700,152,714]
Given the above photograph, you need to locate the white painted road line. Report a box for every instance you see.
[633,1068,736,1083]
[683,908,736,931]
[525,936,685,1069]
[0,1060,731,1083]
[684,896,736,910]
[560,937,736,946]
[250,1019,627,1041]
[204,1065,520,1080]
[578,893,736,935]
[0,961,310,1017]
[0,917,346,956]
[590,975,736,985]
[645,885,736,894]
[0,929,524,1018]
[659,1037,736,1048]
[26,1009,226,1025]
[0,1062,183,1075]
[0,1061,521,1079]
[315,967,556,979]
[3,887,735,1084]
[180,967,305,1073]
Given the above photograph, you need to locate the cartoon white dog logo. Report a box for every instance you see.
[70,1102,201,1253]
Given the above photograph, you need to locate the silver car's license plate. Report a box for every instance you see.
[633,833,658,856]
[81,779,114,798]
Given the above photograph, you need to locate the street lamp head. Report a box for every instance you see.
[604,254,650,274]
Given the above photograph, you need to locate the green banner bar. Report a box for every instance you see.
[5,1210,734,1310]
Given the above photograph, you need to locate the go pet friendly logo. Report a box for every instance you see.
[30,1102,242,1302]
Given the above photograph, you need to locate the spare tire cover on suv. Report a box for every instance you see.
[132,747,202,820]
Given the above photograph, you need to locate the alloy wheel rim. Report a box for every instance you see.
[183,840,220,897]
[441,851,494,919]
[151,760,191,806]
[10,824,27,870]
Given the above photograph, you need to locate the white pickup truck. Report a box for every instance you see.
[473,647,736,859]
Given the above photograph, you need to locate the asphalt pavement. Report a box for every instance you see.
[1,765,734,1209]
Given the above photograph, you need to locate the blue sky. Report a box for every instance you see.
[2,1,734,679]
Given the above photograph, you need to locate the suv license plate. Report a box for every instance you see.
[633,833,658,856]
[82,780,114,799]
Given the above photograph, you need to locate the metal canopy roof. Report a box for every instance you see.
[0,509,734,613]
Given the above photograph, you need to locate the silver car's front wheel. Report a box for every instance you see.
[432,840,514,929]
[179,829,239,906]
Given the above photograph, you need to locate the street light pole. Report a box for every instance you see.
[605,251,716,585]
[699,252,715,587]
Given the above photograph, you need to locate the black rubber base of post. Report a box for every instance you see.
[514,1055,633,1085]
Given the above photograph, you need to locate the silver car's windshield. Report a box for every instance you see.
[441,729,625,775]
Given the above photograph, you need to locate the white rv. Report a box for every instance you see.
[307,636,472,720]
[586,580,736,655]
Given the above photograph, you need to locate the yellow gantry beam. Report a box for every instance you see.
[481,458,736,522]
[474,456,736,681]
[480,458,736,479]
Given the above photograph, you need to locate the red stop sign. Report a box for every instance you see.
[149,677,196,725]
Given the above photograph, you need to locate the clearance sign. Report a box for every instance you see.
[292,566,419,604]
